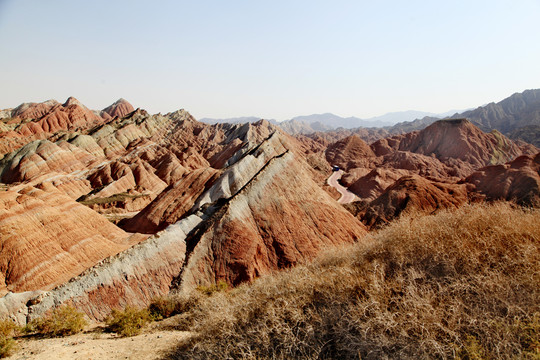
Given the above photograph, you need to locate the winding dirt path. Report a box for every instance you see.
[327,170,356,204]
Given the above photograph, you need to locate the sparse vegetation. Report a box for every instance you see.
[0,320,19,358]
[168,203,540,359]
[106,305,151,337]
[148,294,201,321]
[196,280,229,296]
[29,305,87,337]
[78,192,146,206]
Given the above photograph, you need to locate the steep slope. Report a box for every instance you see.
[101,98,135,119]
[121,167,221,233]
[385,89,540,145]
[0,183,140,296]
[325,135,376,170]
[372,119,534,177]
[354,175,469,228]
[464,153,540,206]
[457,88,540,133]
[178,149,367,292]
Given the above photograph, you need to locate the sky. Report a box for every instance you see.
[0,0,539,121]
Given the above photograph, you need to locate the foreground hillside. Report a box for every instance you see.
[168,203,539,359]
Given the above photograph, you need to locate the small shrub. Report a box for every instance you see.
[31,305,87,337]
[148,296,178,320]
[196,280,228,296]
[0,320,19,358]
[0,335,17,358]
[0,320,18,338]
[148,293,202,321]
[106,305,150,337]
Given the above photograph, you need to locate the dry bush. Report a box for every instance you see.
[0,320,19,358]
[149,293,201,320]
[168,203,540,359]
[106,305,151,337]
[30,305,87,337]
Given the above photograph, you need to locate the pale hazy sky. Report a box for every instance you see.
[1,0,539,120]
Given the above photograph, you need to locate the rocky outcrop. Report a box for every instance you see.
[464,153,540,206]
[359,175,469,229]
[369,119,536,178]
[27,215,201,321]
[0,140,93,183]
[346,168,410,201]
[101,99,135,119]
[177,149,367,292]
[121,167,221,234]
[16,97,104,138]
[325,135,376,170]
[457,88,540,134]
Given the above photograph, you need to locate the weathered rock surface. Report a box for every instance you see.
[27,215,201,321]
[465,152,540,206]
[3,131,366,323]
[371,119,534,177]
[346,168,410,201]
[355,175,469,229]
[101,98,135,119]
[121,167,221,234]
[0,184,137,295]
[325,135,376,170]
[178,149,367,292]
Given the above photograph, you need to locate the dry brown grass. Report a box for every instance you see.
[168,202,540,359]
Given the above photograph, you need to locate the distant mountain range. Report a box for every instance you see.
[195,89,540,146]
[200,109,467,134]
[199,116,278,125]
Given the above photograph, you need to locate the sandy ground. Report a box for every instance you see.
[327,170,356,204]
[10,321,191,360]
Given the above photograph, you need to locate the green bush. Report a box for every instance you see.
[30,305,87,337]
[106,305,151,337]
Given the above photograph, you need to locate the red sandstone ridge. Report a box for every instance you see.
[0,183,142,295]
[354,175,469,229]
[101,98,135,119]
[177,148,367,292]
[0,97,106,155]
[464,152,540,206]
[371,119,535,177]
[121,167,221,233]
[325,135,376,170]
[17,97,104,137]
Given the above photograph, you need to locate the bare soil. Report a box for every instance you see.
[11,320,191,360]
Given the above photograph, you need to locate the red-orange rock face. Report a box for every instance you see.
[0,184,140,295]
[101,99,135,119]
[465,152,540,206]
[373,119,534,176]
[121,167,221,234]
[178,150,368,291]
[325,135,376,170]
[359,175,469,229]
